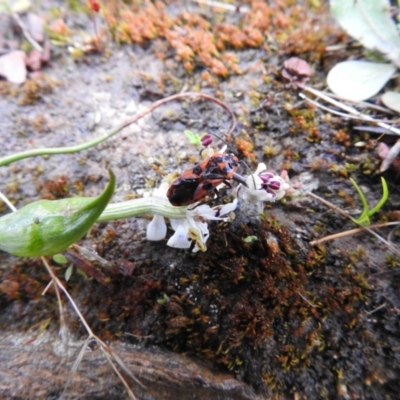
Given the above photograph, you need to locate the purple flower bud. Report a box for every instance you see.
[201,133,213,147]
[259,172,274,183]
[267,180,281,190]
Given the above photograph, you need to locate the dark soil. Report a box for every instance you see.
[1,1,400,399]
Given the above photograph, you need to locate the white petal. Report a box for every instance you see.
[242,189,275,203]
[254,163,267,175]
[146,215,167,241]
[192,200,237,220]
[167,224,191,249]
[169,218,183,231]
[246,174,263,190]
[214,198,237,216]
[153,182,170,198]
[256,202,264,214]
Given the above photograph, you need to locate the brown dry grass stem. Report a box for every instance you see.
[40,256,142,400]
[307,191,400,255]
[300,86,400,137]
[310,221,400,245]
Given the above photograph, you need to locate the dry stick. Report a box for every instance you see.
[318,91,397,115]
[298,94,398,124]
[306,191,400,256]
[11,12,43,52]
[50,277,69,344]
[0,190,16,211]
[301,86,400,137]
[41,257,141,400]
[298,292,317,308]
[310,221,400,245]
[300,87,400,172]
[192,0,250,12]
[365,302,387,315]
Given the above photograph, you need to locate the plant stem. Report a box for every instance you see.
[0,92,237,167]
[98,197,187,221]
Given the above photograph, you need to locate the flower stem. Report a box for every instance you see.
[98,197,187,222]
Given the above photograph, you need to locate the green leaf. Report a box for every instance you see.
[350,177,370,224]
[53,254,69,264]
[65,264,74,281]
[0,170,115,257]
[350,176,389,225]
[184,130,202,146]
[243,235,258,243]
[367,176,389,217]
[157,294,169,305]
[381,91,400,113]
[330,0,400,67]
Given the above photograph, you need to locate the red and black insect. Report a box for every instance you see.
[167,153,247,206]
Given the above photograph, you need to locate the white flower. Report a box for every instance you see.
[146,214,167,241]
[146,182,170,241]
[237,163,290,213]
[168,199,237,252]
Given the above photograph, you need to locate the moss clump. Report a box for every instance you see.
[19,76,58,106]
[103,0,336,77]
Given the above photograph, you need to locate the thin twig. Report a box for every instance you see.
[353,126,400,136]
[42,256,142,399]
[99,346,139,400]
[306,191,352,220]
[309,221,400,245]
[302,86,400,137]
[11,12,43,52]
[42,280,53,295]
[298,292,317,308]
[318,91,397,115]
[0,191,16,211]
[62,337,92,391]
[299,93,398,124]
[41,257,94,336]
[191,0,249,12]
[365,302,386,315]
